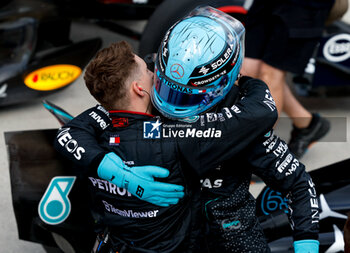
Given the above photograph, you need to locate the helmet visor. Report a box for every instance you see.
[153,66,211,108]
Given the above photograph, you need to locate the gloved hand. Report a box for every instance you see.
[293,240,319,253]
[97,152,185,207]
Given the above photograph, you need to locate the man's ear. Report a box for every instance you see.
[131,81,145,97]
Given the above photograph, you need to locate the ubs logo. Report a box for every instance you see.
[323,33,350,62]
[170,63,184,79]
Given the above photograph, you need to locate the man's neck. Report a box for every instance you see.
[125,103,151,115]
[115,92,152,114]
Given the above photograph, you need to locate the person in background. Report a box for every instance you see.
[241,0,335,159]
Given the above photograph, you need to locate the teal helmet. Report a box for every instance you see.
[151,6,245,119]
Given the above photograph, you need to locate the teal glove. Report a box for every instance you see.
[97,152,185,207]
[294,240,319,253]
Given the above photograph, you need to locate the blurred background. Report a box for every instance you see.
[1,0,350,251]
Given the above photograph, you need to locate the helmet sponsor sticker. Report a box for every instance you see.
[192,69,227,86]
[38,176,76,225]
[170,63,185,79]
[156,70,193,94]
[199,66,210,75]
[191,43,234,79]
[210,45,233,70]
[24,64,82,91]
[323,33,350,62]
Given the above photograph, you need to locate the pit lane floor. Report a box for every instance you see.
[1,13,350,252]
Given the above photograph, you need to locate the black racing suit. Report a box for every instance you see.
[200,131,319,252]
[54,77,318,252]
[198,78,320,252]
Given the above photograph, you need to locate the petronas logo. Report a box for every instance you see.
[38,176,76,225]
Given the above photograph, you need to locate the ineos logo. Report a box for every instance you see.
[323,33,350,62]
[170,63,184,79]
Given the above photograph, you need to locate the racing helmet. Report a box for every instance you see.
[151,6,245,119]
